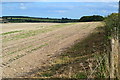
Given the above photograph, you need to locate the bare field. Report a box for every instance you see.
[2,23,60,33]
[1,22,103,78]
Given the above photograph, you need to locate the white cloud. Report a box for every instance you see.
[2,0,118,2]
[48,10,67,13]
[101,10,108,13]
[109,4,118,8]
[20,3,27,10]
[54,10,67,13]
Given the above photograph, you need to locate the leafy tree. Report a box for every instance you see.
[79,15,104,22]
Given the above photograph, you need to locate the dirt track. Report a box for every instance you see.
[1,22,102,78]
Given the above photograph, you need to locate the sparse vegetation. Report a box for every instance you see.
[1,30,22,35]
[29,43,48,52]
[2,23,74,42]
[2,22,101,78]
[33,26,108,78]
[72,72,87,79]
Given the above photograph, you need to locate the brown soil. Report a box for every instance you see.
[1,22,102,78]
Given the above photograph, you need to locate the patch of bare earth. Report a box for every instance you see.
[1,22,102,78]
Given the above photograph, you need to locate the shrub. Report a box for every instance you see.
[104,13,119,39]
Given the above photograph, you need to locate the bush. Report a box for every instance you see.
[104,13,119,39]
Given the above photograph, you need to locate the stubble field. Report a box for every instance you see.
[1,22,102,78]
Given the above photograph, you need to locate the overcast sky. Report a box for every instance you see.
[2,0,119,2]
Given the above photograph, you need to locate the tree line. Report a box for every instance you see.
[2,15,104,23]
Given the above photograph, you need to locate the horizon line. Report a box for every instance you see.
[1,15,107,19]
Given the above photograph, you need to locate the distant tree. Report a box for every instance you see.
[79,15,104,22]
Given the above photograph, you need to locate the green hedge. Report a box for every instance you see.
[104,13,119,39]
